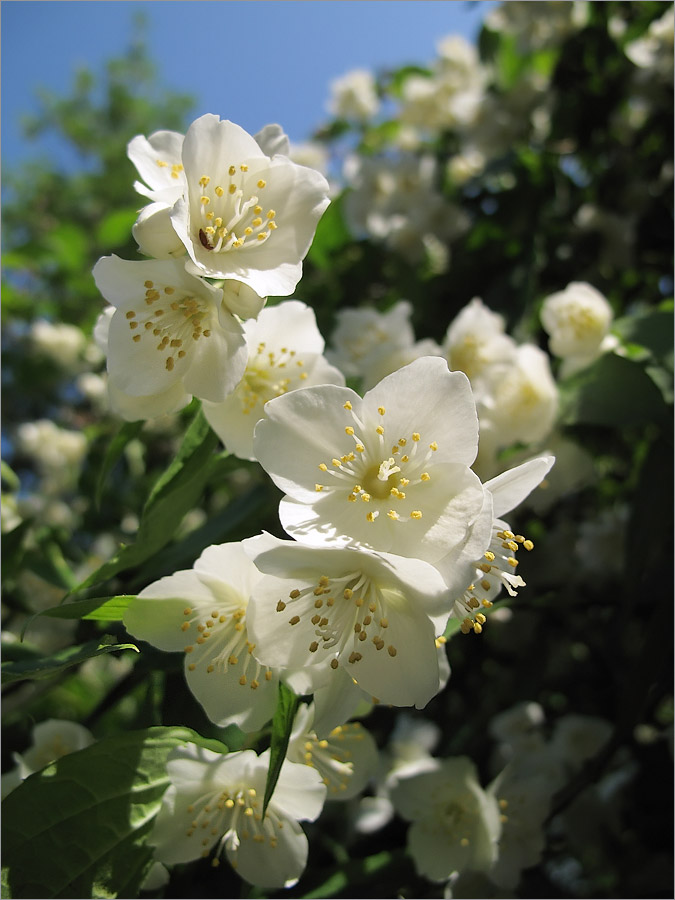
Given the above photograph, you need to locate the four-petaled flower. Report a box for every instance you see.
[170,114,330,296]
[123,542,279,731]
[150,744,326,889]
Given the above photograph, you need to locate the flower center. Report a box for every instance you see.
[195,169,278,254]
[238,342,309,415]
[182,783,283,860]
[456,526,533,635]
[314,402,435,524]
[180,603,272,690]
[276,571,399,670]
[123,278,213,373]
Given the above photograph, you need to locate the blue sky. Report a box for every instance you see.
[2,0,495,172]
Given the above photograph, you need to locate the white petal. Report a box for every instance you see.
[254,383,361,501]
[181,322,247,402]
[124,573,214,652]
[343,599,440,709]
[107,379,190,421]
[484,455,555,517]
[132,203,186,259]
[272,758,327,822]
[363,357,479,466]
[226,813,308,889]
[254,123,291,157]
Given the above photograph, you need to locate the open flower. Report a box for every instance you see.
[150,744,326,889]
[127,129,186,206]
[245,533,451,709]
[169,114,330,295]
[286,701,379,800]
[123,542,278,732]
[93,256,260,417]
[253,357,492,595]
[391,756,502,882]
[203,300,345,460]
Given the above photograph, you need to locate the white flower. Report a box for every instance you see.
[391,756,502,882]
[30,320,87,370]
[123,542,279,731]
[93,256,260,417]
[450,457,554,633]
[150,744,326,889]
[549,714,613,773]
[328,69,379,121]
[254,357,494,593]
[540,282,613,360]
[132,202,187,260]
[203,300,344,461]
[127,129,186,205]
[487,765,554,890]
[286,701,379,800]
[327,301,416,380]
[170,114,330,295]
[442,298,517,388]
[477,344,558,450]
[2,719,94,799]
[245,534,452,709]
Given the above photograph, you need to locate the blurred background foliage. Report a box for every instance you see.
[1,2,673,898]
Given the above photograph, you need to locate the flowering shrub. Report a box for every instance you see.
[2,4,673,898]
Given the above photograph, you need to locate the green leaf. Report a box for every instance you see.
[558,353,670,428]
[1,726,227,899]
[23,596,136,638]
[1,636,139,685]
[73,407,219,592]
[95,420,144,509]
[262,682,300,818]
[1,460,20,491]
[307,194,352,270]
[1,520,32,580]
[95,208,139,248]
[613,307,674,369]
[44,223,88,272]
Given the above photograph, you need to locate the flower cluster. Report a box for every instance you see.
[93,115,331,421]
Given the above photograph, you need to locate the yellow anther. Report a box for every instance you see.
[356,444,365,452]
[507,557,519,568]
[181,622,190,632]
[332,458,342,467]
[266,210,276,219]
[366,512,376,522]
[378,406,386,415]
[484,550,496,561]
[315,484,324,492]
[318,463,328,471]
[361,493,371,502]
[460,837,470,847]
[343,401,352,410]
[523,539,534,551]
[387,510,399,520]
[290,589,301,599]
[345,426,355,436]
[228,165,236,176]
[412,432,420,441]
[410,510,422,519]
[398,438,406,446]
[200,196,210,205]
[473,622,483,634]
[257,179,266,188]
[420,472,430,481]
[276,600,286,612]
[376,426,385,435]
[429,441,438,451]
[239,675,247,685]
[475,613,487,624]
[289,615,300,625]
[387,645,397,657]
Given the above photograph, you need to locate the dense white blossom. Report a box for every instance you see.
[203,300,344,461]
[124,542,279,731]
[150,744,326,889]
